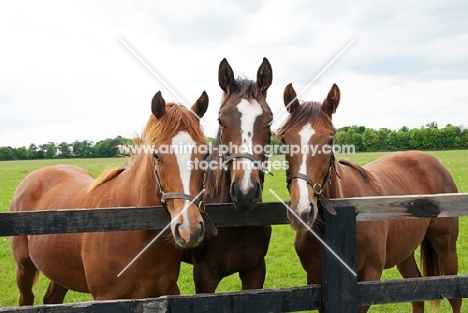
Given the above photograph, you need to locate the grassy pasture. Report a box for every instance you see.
[0,150,467,312]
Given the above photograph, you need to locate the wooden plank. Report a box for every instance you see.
[321,206,358,312]
[0,203,288,236]
[346,193,468,221]
[2,276,467,313]
[1,193,468,236]
[0,285,322,313]
[358,275,468,305]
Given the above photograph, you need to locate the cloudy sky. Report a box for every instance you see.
[1,0,467,147]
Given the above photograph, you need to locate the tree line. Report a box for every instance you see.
[269,122,468,153]
[0,136,132,161]
[1,123,467,161]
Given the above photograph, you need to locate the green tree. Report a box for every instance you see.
[439,124,460,149]
[378,128,391,151]
[15,146,30,160]
[409,128,424,149]
[72,140,94,158]
[28,143,39,159]
[57,142,72,158]
[44,142,57,159]
[0,147,14,160]
[362,128,379,152]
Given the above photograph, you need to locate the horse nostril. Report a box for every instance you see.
[174,223,183,243]
[198,221,205,242]
[254,182,262,200]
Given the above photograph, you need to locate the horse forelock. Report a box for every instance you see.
[221,78,271,113]
[276,101,334,140]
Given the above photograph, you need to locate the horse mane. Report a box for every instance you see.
[204,136,225,196]
[276,101,334,140]
[338,159,380,193]
[88,103,205,193]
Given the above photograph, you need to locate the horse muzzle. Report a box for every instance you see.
[230,180,262,210]
[173,221,205,248]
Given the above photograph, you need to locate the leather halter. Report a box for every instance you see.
[153,154,205,213]
[286,154,338,215]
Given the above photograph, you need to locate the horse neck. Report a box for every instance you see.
[203,136,232,203]
[119,152,160,206]
[324,160,368,199]
[324,161,347,199]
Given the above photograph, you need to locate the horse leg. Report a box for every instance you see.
[239,259,266,290]
[14,257,38,306]
[357,264,384,313]
[425,219,461,313]
[396,254,424,313]
[192,263,222,293]
[43,282,68,304]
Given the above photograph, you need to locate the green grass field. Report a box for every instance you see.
[0,150,467,312]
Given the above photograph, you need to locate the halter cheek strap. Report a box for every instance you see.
[153,155,205,213]
[286,154,338,216]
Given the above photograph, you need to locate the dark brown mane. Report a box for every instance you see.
[276,101,334,140]
[204,136,224,197]
[338,159,380,193]
[142,102,205,144]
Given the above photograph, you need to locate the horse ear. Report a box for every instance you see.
[218,58,235,94]
[283,83,300,113]
[257,57,273,93]
[152,91,166,119]
[322,83,340,118]
[191,91,209,119]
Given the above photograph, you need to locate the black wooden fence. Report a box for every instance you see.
[1,193,468,312]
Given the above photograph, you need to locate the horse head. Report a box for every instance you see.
[147,90,216,247]
[216,58,273,210]
[277,83,340,230]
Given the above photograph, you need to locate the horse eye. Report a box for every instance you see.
[267,120,273,127]
[328,138,334,146]
[218,118,224,128]
[153,153,161,163]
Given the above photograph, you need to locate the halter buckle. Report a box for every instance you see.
[312,183,322,195]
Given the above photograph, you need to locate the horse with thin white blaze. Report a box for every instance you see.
[277,82,460,313]
[183,58,273,293]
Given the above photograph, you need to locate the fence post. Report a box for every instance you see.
[320,205,358,312]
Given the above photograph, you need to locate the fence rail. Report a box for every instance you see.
[1,193,467,236]
[1,193,468,312]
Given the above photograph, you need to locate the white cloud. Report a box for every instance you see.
[0,0,467,147]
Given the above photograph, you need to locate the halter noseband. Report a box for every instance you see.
[286,154,338,215]
[153,154,205,213]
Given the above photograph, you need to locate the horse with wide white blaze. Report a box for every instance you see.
[277,82,460,313]
[10,90,216,304]
[183,58,273,293]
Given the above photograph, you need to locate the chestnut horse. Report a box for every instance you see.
[277,83,460,312]
[183,58,273,292]
[10,91,216,305]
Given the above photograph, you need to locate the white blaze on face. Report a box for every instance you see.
[237,99,263,194]
[296,123,316,217]
[171,131,195,229]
